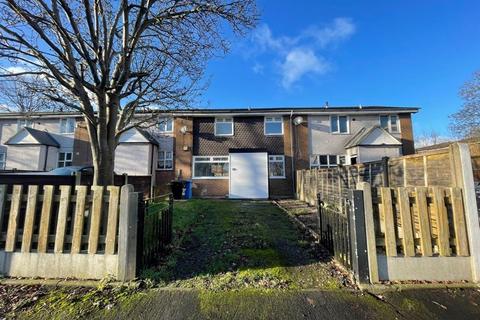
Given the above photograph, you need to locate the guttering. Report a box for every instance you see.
[171,110,419,117]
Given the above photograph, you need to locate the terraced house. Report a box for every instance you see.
[0,106,418,199]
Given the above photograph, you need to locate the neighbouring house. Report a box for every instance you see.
[0,105,418,199]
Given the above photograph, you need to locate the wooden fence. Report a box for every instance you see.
[137,194,173,270]
[301,143,480,283]
[0,184,151,280]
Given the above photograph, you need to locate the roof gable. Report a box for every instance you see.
[5,127,60,147]
[345,126,402,149]
[118,128,159,145]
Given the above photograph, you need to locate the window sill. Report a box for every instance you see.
[330,132,350,135]
[264,133,284,136]
[269,176,286,179]
[156,168,173,171]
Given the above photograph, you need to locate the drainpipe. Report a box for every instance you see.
[43,146,49,171]
[290,110,295,195]
[150,144,155,198]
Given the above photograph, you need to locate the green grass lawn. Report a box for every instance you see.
[141,199,343,290]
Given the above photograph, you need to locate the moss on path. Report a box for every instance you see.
[142,200,344,290]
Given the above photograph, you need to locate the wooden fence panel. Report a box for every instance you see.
[54,186,72,253]
[5,185,23,252]
[415,187,433,256]
[397,188,415,256]
[88,186,104,254]
[71,186,87,254]
[37,185,54,253]
[450,188,469,256]
[105,186,120,255]
[21,185,38,253]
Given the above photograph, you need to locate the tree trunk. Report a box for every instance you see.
[84,95,118,186]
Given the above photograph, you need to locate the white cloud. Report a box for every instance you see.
[303,18,356,48]
[281,48,329,89]
[248,18,355,88]
[252,62,264,74]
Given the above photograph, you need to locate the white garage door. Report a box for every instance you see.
[229,152,269,199]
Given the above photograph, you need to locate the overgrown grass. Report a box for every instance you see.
[141,200,341,290]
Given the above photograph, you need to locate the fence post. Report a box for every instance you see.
[382,157,390,187]
[0,185,6,234]
[348,189,370,284]
[118,184,138,281]
[357,182,379,283]
[136,192,145,275]
[450,143,480,282]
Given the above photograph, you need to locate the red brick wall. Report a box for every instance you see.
[192,179,229,198]
[400,114,415,155]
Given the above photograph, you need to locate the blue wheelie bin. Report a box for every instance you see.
[183,180,192,199]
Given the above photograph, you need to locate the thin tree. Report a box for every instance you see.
[450,70,480,139]
[0,0,257,185]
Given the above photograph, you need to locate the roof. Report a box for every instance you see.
[0,105,419,119]
[417,137,479,153]
[344,126,402,149]
[136,128,160,146]
[118,127,159,145]
[5,127,60,147]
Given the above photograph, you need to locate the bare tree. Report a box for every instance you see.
[449,70,480,139]
[415,129,450,148]
[0,0,257,185]
[0,75,59,114]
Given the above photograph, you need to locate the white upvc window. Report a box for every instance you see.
[214,117,234,136]
[58,152,73,167]
[158,150,173,170]
[59,118,75,134]
[330,115,349,134]
[0,152,5,170]
[193,156,229,179]
[379,115,400,133]
[268,155,285,178]
[310,154,345,169]
[17,119,33,132]
[158,117,173,133]
[264,116,283,135]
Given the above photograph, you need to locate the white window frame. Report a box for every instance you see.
[57,152,73,168]
[0,152,6,170]
[157,117,174,133]
[157,150,173,170]
[330,115,350,134]
[192,156,230,179]
[379,114,401,133]
[214,117,234,136]
[264,116,284,136]
[17,119,33,132]
[268,155,286,179]
[310,154,344,169]
[59,118,76,134]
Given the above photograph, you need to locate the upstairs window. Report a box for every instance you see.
[58,152,73,167]
[268,155,285,178]
[264,116,283,135]
[380,115,400,133]
[17,119,33,132]
[215,117,233,136]
[330,115,349,134]
[158,117,173,133]
[158,150,173,170]
[59,118,75,134]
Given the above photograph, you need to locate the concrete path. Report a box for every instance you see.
[88,287,480,320]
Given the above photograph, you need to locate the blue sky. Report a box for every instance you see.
[201,0,480,138]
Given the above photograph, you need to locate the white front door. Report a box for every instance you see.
[229,152,269,199]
